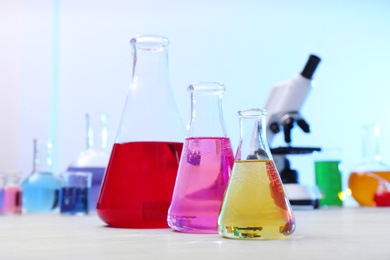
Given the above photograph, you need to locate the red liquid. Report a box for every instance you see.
[96,141,183,228]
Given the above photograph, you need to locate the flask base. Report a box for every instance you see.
[218,225,292,240]
[97,207,170,228]
[168,215,218,233]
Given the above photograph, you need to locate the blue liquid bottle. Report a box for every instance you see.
[60,171,91,215]
[67,112,109,212]
[21,139,61,213]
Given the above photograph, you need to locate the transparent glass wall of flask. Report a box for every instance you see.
[218,108,295,240]
[96,35,185,228]
[168,82,234,233]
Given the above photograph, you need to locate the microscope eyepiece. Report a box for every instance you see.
[301,54,321,80]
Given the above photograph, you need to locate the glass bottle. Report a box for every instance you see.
[218,108,295,240]
[67,112,109,212]
[167,82,234,233]
[97,35,185,228]
[348,124,390,206]
[314,148,343,206]
[0,172,5,214]
[60,171,92,215]
[2,171,22,215]
[21,139,61,213]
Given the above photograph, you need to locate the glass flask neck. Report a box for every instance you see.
[131,36,170,89]
[4,172,21,187]
[187,82,227,137]
[32,139,53,173]
[360,124,382,163]
[86,112,108,151]
[115,35,185,143]
[236,108,272,161]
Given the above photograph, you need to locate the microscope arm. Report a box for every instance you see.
[264,54,321,145]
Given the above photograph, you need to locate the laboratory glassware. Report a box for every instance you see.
[314,148,343,206]
[67,112,109,212]
[2,171,22,215]
[218,108,295,239]
[60,171,92,215]
[168,82,234,233]
[0,172,5,213]
[348,124,390,206]
[97,35,185,228]
[21,139,61,213]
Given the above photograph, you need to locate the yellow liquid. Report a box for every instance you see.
[218,160,295,240]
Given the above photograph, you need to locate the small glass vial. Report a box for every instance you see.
[218,108,295,240]
[21,139,61,213]
[2,171,22,215]
[0,172,5,214]
[60,171,92,216]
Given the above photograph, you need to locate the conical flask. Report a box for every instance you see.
[218,108,295,240]
[348,124,390,206]
[97,35,185,228]
[167,82,234,233]
[68,112,109,212]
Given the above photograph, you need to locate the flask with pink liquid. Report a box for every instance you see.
[2,172,22,215]
[168,82,234,233]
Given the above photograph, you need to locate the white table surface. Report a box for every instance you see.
[1,207,389,260]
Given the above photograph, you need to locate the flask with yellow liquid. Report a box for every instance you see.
[218,108,295,240]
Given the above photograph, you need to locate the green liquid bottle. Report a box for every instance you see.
[314,158,343,206]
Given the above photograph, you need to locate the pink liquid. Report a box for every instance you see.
[3,186,22,215]
[97,141,183,228]
[168,137,234,233]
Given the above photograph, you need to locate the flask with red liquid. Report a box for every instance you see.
[97,35,185,228]
[167,82,234,233]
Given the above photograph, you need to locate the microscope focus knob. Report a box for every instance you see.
[270,122,280,134]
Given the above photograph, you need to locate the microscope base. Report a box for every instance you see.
[284,183,321,209]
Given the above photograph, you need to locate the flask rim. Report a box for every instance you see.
[237,108,267,118]
[187,82,226,94]
[130,35,169,50]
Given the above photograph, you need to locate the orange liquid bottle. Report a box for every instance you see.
[348,124,390,206]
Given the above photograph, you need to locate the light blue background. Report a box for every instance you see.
[1,0,389,206]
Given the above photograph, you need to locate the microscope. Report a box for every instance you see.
[264,54,322,209]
